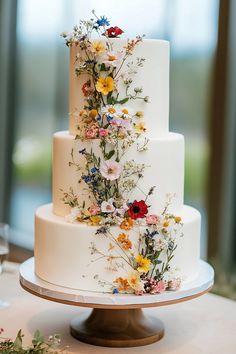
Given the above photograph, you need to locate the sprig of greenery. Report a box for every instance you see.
[0,330,67,354]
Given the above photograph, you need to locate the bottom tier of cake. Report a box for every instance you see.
[34,203,201,293]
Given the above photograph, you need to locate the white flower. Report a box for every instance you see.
[127,271,144,292]
[101,105,117,115]
[101,198,115,213]
[103,51,124,68]
[100,160,122,181]
[65,207,81,223]
[154,237,168,251]
[115,202,129,216]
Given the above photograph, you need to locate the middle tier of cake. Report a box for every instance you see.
[53,131,185,217]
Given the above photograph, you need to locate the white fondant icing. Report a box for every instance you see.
[34,37,203,294]
[52,131,184,217]
[69,39,169,137]
[35,204,200,292]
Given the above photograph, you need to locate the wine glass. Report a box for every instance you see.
[0,223,10,308]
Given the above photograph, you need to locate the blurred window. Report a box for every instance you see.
[10,0,219,251]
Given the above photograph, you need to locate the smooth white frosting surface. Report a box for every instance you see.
[35,204,201,292]
[52,131,184,217]
[69,39,169,137]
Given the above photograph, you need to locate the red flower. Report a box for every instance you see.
[105,26,124,38]
[128,200,148,220]
[82,81,94,97]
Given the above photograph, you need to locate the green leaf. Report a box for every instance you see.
[13,330,23,349]
[105,150,115,160]
[100,63,106,71]
[116,97,129,105]
[107,94,114,105]
[32,330,44,345]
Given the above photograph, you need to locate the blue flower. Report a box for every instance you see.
[79,148,86,155]
[85,59,95,65]
[96,114,101,121]
[82,175,92,183]
[112,288,119,294]
[91,167,98,174]
[96,16,110,27]
[107,115,113,123]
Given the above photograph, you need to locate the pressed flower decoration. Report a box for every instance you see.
[61,11,184,295]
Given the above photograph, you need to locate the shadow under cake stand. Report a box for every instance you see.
[19,258,214,348]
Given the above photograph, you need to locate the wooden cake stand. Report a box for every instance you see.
[19,258,214,348]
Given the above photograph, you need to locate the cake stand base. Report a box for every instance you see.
[19,258,214,348]
[70,308,164,347]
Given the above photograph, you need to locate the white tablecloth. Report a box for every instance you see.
[1,262,236,353]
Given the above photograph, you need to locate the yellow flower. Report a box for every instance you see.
[90,215,101,225]
[175,216,182,224]
[89,109,98,119]
[96,76,114,95]
[91,41,105,54]
[135,111,144,118]
[127,271,144,291]
[122,108,129,114]
[135,255,151,273]
[108,106,116,114]
[134,122,146,134]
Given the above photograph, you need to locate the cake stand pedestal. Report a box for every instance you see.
[19,258,214,348]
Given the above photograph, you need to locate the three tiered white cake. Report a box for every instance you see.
[34,15,201,295]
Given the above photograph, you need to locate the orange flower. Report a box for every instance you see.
[89,215,101,225]
[120,218,134,230]
[117,233,132,250]
[114,277,130,291]
[122,239,132,250]
[117,233,127,242]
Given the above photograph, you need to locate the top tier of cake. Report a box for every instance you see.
[69,39,169,137]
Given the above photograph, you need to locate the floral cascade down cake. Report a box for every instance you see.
[34,12,201,295]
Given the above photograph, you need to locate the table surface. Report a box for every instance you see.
[1,262,236,354]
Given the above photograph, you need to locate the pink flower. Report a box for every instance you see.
[85,127,98,139]
[100,160,122,181]
[101,199,115,213]
[168,278,181,291]
[110,118,121,126]
[88,204,100,215]
[150,280,166,294]
[99,128,109,137]
[146,214,159,225]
